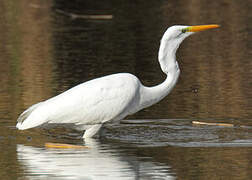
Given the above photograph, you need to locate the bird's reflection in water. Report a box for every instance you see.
[17,139,175,180]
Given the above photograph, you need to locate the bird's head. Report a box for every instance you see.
[159,24,220,74]
[161,24,220,46]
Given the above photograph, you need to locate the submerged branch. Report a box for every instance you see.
[55,9,113,20]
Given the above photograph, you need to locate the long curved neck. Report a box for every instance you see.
[140,69,180,109]
[139,38,181,110]
[158,37,180,74]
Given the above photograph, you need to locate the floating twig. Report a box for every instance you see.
[192,121,234,127]
[45,143,88,149]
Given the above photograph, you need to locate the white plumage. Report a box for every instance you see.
[16,24,219,138]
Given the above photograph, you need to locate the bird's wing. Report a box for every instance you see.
[47,73,140,125]
[17,73,140,129]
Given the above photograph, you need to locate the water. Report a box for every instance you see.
[0,0,251,179]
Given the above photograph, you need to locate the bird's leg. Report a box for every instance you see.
[83,124,102,139]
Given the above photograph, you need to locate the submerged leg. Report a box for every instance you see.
[83,124,102,139]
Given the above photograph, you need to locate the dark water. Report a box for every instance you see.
[0,0,251,179]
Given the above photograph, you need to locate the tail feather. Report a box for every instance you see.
[16,102,43,130]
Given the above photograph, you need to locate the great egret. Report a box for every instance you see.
[16,24,219,138]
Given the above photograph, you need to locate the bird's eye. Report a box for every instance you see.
[181,28,187,33]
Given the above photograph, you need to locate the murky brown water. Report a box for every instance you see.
[0,0,251,179]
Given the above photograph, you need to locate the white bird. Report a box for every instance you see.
[16,24,219,138]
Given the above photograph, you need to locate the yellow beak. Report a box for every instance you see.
[187,24,220,32]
